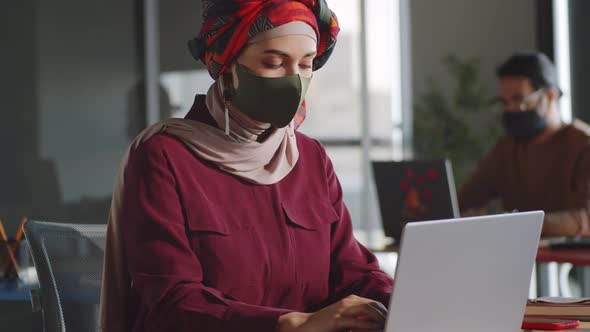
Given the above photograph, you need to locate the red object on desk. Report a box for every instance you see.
[522,318,580,330]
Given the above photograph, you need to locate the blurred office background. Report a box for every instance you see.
[1,0,589,329]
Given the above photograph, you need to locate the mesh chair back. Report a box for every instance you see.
[24,220,106,332]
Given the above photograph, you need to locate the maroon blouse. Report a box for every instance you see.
[121,96,393,332]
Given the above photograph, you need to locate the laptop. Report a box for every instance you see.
[383,211,544,332]
[372,160,460,244]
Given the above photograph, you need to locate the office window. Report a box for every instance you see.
[553,0,572,123]
[302,0,404,247]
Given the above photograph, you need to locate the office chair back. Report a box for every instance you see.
[24,220,106,332]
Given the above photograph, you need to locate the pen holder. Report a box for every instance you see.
[0,238,30,279]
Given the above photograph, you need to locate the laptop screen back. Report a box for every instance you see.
[385,211,543,332]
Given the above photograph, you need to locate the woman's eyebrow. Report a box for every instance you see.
[262,49,317,58]
[262,49,290,57]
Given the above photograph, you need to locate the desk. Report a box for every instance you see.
[0,278,42,332]
[537,246,590,265]
[0,279,38,302]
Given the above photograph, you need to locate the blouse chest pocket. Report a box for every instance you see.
[184,199,235,257]
[281,199,339,290]
[281,199,340,231]
[185,203,232,235]
[184,198,253,236]
[184,199,266,295]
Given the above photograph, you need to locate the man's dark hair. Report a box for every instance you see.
[497,51,562,95]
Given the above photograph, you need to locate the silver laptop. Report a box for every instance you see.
[384,211,544,332]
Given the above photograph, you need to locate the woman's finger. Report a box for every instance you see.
[340,304,386,323]
[368,301,388,318]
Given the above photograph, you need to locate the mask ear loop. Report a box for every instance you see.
[220,74,233,136]
[224,106,230,136]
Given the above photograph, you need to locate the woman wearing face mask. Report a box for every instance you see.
[100,1,393,332]
[459,52,590,237]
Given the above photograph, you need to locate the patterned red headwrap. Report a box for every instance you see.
[189,0,340,80]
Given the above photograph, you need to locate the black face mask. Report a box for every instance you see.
[501,108,548,142]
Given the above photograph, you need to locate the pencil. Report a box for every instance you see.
[4,217,27,275]
[0,219,19,276]
[14,217,27,242]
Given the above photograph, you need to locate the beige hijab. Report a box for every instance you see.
[100,21,317,332]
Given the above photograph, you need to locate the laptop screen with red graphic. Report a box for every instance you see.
[372,160,460,243]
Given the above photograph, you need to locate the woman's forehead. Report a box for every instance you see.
[244,35,317,58]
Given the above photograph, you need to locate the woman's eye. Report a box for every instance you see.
[299,64,312,69]
[263,62,282,69]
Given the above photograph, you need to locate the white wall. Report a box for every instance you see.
[410,0,537,99]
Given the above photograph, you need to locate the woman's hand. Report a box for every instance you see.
[277,295,388,332]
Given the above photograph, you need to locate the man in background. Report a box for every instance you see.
[459,51,590,236]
